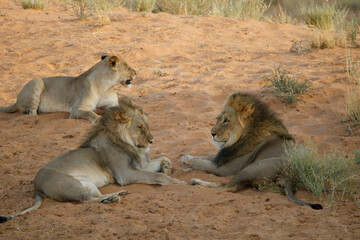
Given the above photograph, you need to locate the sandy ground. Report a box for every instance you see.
[0,1,359,239]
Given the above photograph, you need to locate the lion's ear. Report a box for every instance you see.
[101,54,109,60]
[109,56,120,69]
[114,110,130,123]
[235,104,255,120]
[241,104,255,117]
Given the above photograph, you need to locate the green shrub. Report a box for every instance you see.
[71,0,93,19]
[123,0,156,12]
[211,0,269,20]
[301,1,335,30]
[284,142,360,200]
[263,65,311,104]
[122,0,269,19]
[354,150,360,165]
[20,0,46,10]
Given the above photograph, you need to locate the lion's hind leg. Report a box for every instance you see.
[79,181,127,204]
[16,78,44,115]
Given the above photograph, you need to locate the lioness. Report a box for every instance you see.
[182,92,322,210]
[0,97,185,223]
[0,55,136,123]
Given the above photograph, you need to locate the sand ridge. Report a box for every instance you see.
[0,0,359,239]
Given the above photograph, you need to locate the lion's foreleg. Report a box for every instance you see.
[143,157,172,175]
[70,109,100,123]
[128,170,186,185]
[190,178,238,192]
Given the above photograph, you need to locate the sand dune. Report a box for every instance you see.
[0,0,359,239]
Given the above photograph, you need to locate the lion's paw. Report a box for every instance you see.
[101,195,120,204]
[160,158,172,175]
[181,155,194,165]
[174,179,188,185]
[190,178,201,185]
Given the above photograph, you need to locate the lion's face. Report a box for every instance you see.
[111,100,153,152]
[108,56,136,88]
[128,111,153,152]
[211,106,244,149]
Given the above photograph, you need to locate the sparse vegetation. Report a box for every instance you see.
[344,88,360,136]
[71,0,93,19]
[119,0,270,19]
[96,10,111,25]
[263,65,311,104]
[354,150,360,165]
[210,0,269,19]
[284,141,360,201]
[153,67,165,77]
[123,0,156,12]
[346,50,360,85]
[271,3,293,24]
[298,1,360,49]
[301,1,335,30]
[310,30,336,49]
[20,0,47,10]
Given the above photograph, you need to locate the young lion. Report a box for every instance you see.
[0,97,185,223]
[182,92,322,210]
[0,55,136,123]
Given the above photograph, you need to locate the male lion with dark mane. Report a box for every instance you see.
[0,55,136,123]
[0,97,185,223]
[182,92,322,210]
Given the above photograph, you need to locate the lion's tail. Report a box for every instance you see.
[0,194,43,223]
[284,179,323,210]
[0,103,18,113]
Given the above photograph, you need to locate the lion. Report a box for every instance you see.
[0,97,185,223]
[182,92,323,210]
[0,55,136,123]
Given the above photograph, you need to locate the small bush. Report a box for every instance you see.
[20,0,46,10]
[122,0,270,19]
[354,150,360,165]
[263,65,311,104]
[301,1,335,30]
[123,0,156,12]
[310,30,336,49]
[271,3,293,24]
[344,89,360,135]
[346,50,360,85]
[284,142,360,201]
[211,0,269,20]
[347,15,359,47]
[71,0,94,19]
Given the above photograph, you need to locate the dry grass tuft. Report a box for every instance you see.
[263,65,311,104]
[284,141,360,201]
[310,30,336,49]
[20,0,47,9]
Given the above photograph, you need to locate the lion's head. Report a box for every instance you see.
[104,55,136,88]
[211,92,290,150]
[93,96,153,153]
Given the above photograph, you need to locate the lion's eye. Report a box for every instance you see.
[223,119,228,124]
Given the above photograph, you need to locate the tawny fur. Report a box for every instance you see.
[182,92,322,210]
[0,97,185,223]
[0,55,136,123]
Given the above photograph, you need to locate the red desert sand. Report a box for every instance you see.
[0,1,359,239]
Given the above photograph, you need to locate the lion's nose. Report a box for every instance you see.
[211,132,216,137]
